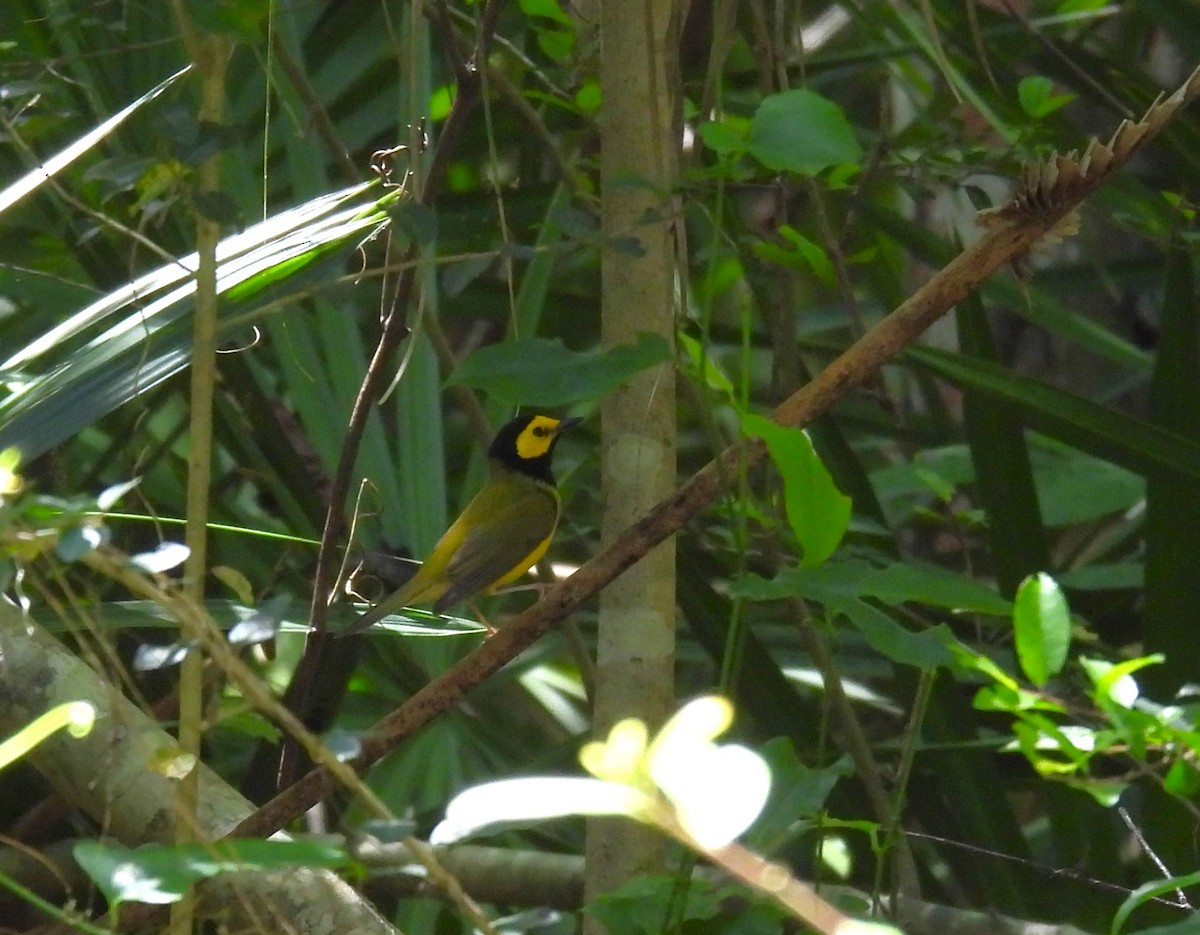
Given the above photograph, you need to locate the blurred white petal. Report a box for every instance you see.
[657,744,772,849]
[431,777,652,845]
[581,717,648,781]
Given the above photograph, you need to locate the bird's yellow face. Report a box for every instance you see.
[515,415,567,461]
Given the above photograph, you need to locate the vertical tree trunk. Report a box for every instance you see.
[585,0,682,926]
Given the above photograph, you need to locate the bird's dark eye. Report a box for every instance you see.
[534,426,547,436]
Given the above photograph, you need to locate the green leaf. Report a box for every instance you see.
[441,253,494,297]
[742,413,852,566]
[746,89,862,175]
[519,0,572,26]
[55,525,108,562]
[1112,870,1200,935]
[859,562,1012,616]
[447,333,672,406]
[752,226,835,284]
[535,27,575,60]
[779,226,834,283]
[575,78,601,113]
[732,562,957,669]
[1033,446,1144,527]
[1143,242,1200,696]
[906,346,1200,487]
[1055,563,1143,591]
[0,67,189,216]
[696,119,748,157]
[73,839,350,907]
[957,294,1049,595]
[841,599,957,669]
[588,875,723,935]
[678,332,734,400]
[1013,573,1071,686]
[391,200,438,245]
[1017,76,1075,119]
[1123,917,1200,935]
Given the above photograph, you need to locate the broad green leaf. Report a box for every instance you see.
[447,333,672,406]
[907,346,1200,486]
[957,294,1049,595]
[0,67,189,215]
[588,875,724,935]
[859,562,1012,616]
[1017,75,1075,118]
[519,0,572,27]
[742,413,852,567]
[1032,447,1144,527]
[733,563,957,669]
[1143,243,1200,696]
[441,253,494,297]
[696,119,748,157]
[1164,759,1200,798]
[748,742,853,851]
[1013,573,1071,686]
[779,226,835,284]
[746,90,862,175]
[0,182,387,460]
[752,226,835,284]
[1055,563,1143,591]
[840,599,957,669]
[73,839,350,907]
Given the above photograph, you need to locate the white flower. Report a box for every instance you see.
[430,696,771,850]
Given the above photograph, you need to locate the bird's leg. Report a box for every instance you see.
[467,599,497,635]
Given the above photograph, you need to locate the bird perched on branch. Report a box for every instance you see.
[342,413,580,635]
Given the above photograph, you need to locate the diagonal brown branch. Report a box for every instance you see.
[233,61,1200,839]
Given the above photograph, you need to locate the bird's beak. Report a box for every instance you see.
[555,416,583,435]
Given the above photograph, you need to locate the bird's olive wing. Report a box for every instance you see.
[438,483,560,611]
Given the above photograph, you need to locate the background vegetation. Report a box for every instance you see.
[0,0,1199,933]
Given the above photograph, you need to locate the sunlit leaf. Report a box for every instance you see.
[96,478,141,512]
[73,839,350,907]
[1013,573,1071,686]
[0,67,189,215]
[128,542,190,574]
[742,414,851,567]
[0,702,95,771]
[133,641,195,672]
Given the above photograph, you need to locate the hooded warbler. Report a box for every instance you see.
[343,413,580,634]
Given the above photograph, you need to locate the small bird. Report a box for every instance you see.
[342,413,581,634]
